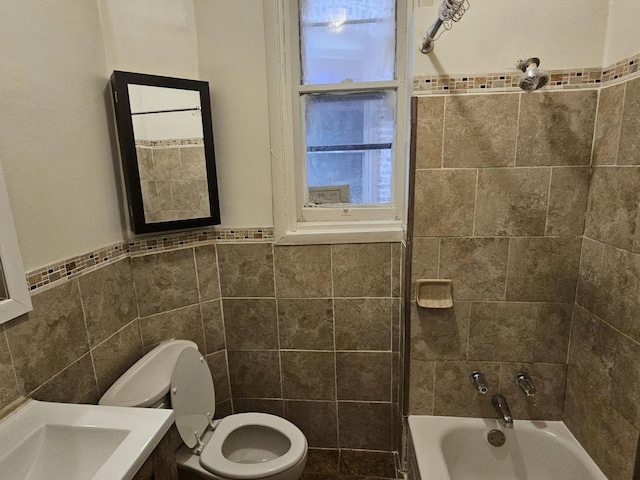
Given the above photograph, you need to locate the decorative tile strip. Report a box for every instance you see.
[135,138,204,147]
[412,52,640,95]
[26,226,274,294]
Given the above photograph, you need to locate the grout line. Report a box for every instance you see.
[440,97,447,168]
[543,167,553,236]
[471,169,479,236]
[2,325,23,397]
[514,92,522,167]
[503,239,512,300]
[192,247,208,356]
[75,279,100,395]
[330,244,340,448]
[271,243,284,401]
[614,81,628,166]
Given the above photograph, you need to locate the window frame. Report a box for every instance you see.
[264,0,411,244]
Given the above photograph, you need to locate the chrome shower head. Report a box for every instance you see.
[517,57,550,92]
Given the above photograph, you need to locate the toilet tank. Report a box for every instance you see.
[99,339,198,408]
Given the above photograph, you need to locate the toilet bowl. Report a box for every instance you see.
[99,339,307,480]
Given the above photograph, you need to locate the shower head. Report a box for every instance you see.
[517,57,550,92]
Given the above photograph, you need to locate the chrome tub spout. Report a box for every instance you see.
[492,394,513,429]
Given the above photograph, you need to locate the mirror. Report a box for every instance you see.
[0,159,33,324]
[110,71,221,234]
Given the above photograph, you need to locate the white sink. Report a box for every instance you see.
[0,399,174,480]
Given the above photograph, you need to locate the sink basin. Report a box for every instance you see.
[0,399,174,480]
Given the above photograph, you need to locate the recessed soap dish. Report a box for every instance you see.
[415,279,453,309]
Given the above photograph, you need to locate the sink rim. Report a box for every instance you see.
[0,399,174,480]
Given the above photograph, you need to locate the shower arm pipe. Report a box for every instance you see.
[420,16,444,54]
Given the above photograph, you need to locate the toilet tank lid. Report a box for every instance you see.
[99,339,198,408]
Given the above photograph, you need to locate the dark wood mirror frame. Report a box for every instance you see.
[110,70,221,234]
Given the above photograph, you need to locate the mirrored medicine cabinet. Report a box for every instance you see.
[110,71,221,234]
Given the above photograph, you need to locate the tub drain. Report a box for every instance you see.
[487,430,506,447]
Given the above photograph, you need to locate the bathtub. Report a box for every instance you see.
[407,416,607,480]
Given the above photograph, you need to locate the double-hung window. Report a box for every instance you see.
[265,0,409,243]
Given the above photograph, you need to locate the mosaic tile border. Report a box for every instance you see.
[135,138,204,147]
[26,226,274,294]
[412,52,640,95]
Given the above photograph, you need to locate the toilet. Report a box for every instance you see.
[99,339,308,480]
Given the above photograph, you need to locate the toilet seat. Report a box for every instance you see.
[171,347,307,480]
[200,413,307,479]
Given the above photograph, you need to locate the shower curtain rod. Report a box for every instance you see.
[420,0,470,54]
[131,106,201,115]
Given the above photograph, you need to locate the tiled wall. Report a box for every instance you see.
[407,90,596,420]
[0,241,402,456]
[564,76,640,480]
[136,142,210,223]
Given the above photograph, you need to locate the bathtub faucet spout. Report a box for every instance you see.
[492,394,513,429]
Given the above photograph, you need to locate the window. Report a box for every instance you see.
[264,0,409,243]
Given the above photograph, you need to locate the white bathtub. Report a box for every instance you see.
[407,416,607,480]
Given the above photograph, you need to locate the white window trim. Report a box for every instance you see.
[263,0,412,244]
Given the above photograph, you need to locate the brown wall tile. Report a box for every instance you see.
[568,305,617,400]
[410,301,469,361]
[576,238,604,312]
[338,402,392,450]
[564,368,639,480]
[498,362,566,420]
[416,96,444,169]
[516,90,597,166]
[92,320,143,395]
[439,238,509,301]
[274,245,332,298]
[595,245,640,342]
[392,242,402,297]
[78,259,137,347]
[413,169,476,237]
[30,354,99,404]
[534,303,572,363]
[506,237,581,303]
[222,298,278,350]
[278,299,334,350]
[443,94,519,168]
[332,243,391,297]
[433,361,500,418]
[217,243,274,297]
[132,249,199,317]
[227,350,281,399]
[410,237,439,298]
[234,398,284,417]
[618,76,640,165]
[0,329,20,410]
[593,83,624,165]
[206,350,230,403]
[612,334,640,431]
[546,167,591,236]
[336,352,391,401]
[334,298,391,350]
[408,357,435,415]
[6,281,89,393]
[474,168,550,236]
[281,351,336,400]
[139,304,205,353]
[285,400,338,448]
[195,244,220,301]
[467,302,538,362]
[585,167,640,251]
[202,299,225,353]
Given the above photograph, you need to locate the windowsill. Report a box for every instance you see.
[275,220,405,245]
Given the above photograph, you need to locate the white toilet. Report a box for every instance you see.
[99,339,308,480]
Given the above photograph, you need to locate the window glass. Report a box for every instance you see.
[299,0,396,84]
[304,91,395,205]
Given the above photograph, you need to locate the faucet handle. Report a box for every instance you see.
[470,371,489,395]
[515,372,536,396]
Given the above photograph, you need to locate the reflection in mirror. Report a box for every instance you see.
[111,71,221,234]
[0,158,32,324]
[129,85,211,223]
[0,261,7,301]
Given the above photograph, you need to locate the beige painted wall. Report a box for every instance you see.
[603,0,640,66]
[194,0,274,228]
[412,0,608,75]
[0,0,125,272]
